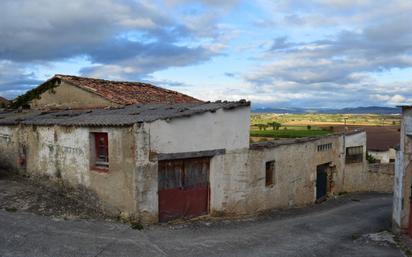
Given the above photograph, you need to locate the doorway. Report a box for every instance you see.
[316,163,329,201]
[158,157,210,222]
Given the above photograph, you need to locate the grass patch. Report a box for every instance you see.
[351,234,361,240]
[394,235,412,257]
[130,221,144,230]
[5,207,17,213]
[251,129,330,139]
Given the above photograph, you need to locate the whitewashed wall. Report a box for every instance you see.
[148,106,250,153]
[393,149,404,231]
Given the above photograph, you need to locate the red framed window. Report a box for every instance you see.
[94,133,109,169]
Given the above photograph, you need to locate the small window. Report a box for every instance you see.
[92,132,109,169]
[317,143,332,152]
[265,161,275,187]
[346,146,363,164]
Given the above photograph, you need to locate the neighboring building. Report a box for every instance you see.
[0,101,250,223]
[0,96,9,108]
[366,126,399,163]
[369,148,397,164]
[0,101,393,223]
[12,74,202,109]
[393,106,412,235]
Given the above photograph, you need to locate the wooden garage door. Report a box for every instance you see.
[158,157,210,222]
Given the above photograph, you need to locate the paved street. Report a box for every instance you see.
[0,193,403,257]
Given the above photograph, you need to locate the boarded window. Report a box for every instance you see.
[92,133,109,169]
[317,143,332,152]
[265,161,275,187]
[346,146,363,163]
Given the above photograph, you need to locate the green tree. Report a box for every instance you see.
[267,121,281,130]
[307,125,312,130]
[366,152,378,164]
[256,124,268,131]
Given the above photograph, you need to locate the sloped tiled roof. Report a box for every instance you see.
[364,126,400,151]
[51,74,203,105]
[0,101,250,127]
[0,96,9,104]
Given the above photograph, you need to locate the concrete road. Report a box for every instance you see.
[0,193,403,257]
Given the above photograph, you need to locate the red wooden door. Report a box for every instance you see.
[158,158,209,222]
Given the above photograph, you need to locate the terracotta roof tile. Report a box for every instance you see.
[54,74,203,105]
[364,126,400,151]
[0,96,9,104]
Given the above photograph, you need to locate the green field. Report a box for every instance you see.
[250,113,400,140]
[251,113,400,126]
[251,129,331,139]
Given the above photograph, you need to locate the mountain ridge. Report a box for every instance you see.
[252,106,400,114]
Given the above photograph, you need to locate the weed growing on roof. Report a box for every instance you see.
[10,79,58,109]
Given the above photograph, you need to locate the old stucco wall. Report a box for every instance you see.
[0,120,387,224]
[369,149,396,164]
[210,135,345,215]
[343,132,393,193]
[365,163,394,192]
[342,132,369,192]
[0,124,137,216]
[133,123,158,223]
[30,81,117,109]
[0,126,20,172]
[393,149,404,233]
[132,128,382,221]
[148,106,250,153]
[131,107,250,223]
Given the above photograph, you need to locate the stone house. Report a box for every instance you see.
[0,99,394,223]
[0,74,395,223]
[12,74,202,109]
[0,101,249,222]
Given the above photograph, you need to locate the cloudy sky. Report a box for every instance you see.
[0,0,411,108]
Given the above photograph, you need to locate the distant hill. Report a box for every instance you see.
[252,106,400,114]
[331,106,400,114]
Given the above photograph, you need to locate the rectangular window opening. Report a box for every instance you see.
[91,132,109,170]
[265,161,275,187]
[317,143,332,152]
[345,146,363,164]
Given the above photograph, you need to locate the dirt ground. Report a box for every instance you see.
[0,170,109,221]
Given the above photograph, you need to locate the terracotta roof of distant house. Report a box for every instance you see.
[0,96,9,105]
[364,126,400,151]
[50,74,203,105]
[0,96,10,108]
